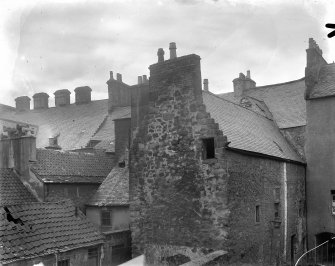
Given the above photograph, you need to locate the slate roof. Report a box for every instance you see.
[0,168,37,206]
[203,91,303,162]
[87,166,129,206]
[0,100,127,152]
[309,63,335,99]
[30,149,115,183]
[219,78,306,129]
[0,200,104,264]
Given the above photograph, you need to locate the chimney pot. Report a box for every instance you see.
[138,76,143,84]
[46,134,61,150]
[169,42,177,59]
[203,79,209,91]
[157,48,165,63]
[117,73,122,82]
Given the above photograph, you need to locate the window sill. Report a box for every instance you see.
[202,158,218,164]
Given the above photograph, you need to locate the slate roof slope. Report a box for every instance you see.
[0,168,37,206]
[203,91,303,162]
[0,100,109,151]
[219,78,306,129]
[309,63,335,99]
[87,166,129,206]
[92,106,131,152]
[30,149,115,183]
[0,200,104,264]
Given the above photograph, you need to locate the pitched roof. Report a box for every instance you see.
[30,149,115,183]
[87,166,129,206]
[0,200,104,264]
[0,104,15,114]
[0,168,37,206]
[309,63,335,99]
[0,100,108,151]
[219,78,306,129]
[203,91,303,162]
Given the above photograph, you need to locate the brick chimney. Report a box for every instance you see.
[45,134,61,150]
[54,89,71,106]
[0,124,36,175]
[169,42,177,59]
[305,38,328,99]
[233,70,256,97]
[107,71,131,113]
[74,86,92,104]
[32,93,49,109]
[15,96,31,111]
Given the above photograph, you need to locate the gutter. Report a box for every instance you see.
[225,146,306,166]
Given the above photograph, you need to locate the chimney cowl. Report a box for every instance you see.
[74,86,92,104]
[15,96,31,112]
[32,92,49,110]
[54,89,71,107]
[169,42,177,59]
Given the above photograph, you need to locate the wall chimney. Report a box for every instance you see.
[107,71,131,113]
[305,38,328,99]
[54,89,71,107]
[74,86,92,104]
[157,48,165,63]
[117,73,122,82]
[169,42,177,59]
[203,79,209,91]
[0,124,36,175]
[32,93,49,109]
[15,96,31,112]
[233,71,256,97]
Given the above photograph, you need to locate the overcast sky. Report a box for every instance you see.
[0,0,334,107]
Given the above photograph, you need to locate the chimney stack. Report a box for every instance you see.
[138,76,143,85]
[157,48,165,63]
[169,42,177,59]
[45,134,61,150]
[74,86,92,104]
[117,73,122,82]
[203,79,209,91]
[142,75,148,84]
[15,96,31,112]
[233,71,256,97]
[32,93,49,109]
[54,89,71,107]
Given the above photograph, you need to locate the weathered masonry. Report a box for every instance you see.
[129,44,306,265]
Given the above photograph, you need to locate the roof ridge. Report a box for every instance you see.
[204,90,274,121]
[246,77,305,90]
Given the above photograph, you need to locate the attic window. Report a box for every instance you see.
[202,138,215,159]
[101,210,112,226]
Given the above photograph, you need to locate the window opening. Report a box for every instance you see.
[202,138,215,159]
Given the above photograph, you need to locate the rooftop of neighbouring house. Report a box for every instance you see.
[87,166,129,206]
[30,148,115,184]
[0,99,130,152]
[0,200,104,264]
[203,91,304,163]
[308,63,335,99]
[218,78,306,129]
[0,168,37,206]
